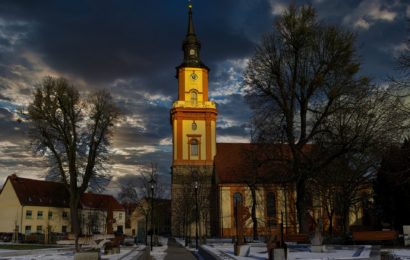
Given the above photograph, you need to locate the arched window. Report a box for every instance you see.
[233,192,243,227]
[190,91,197,105]
[190,139,198,156]
[233,192,243,207]
[266,192,276,227]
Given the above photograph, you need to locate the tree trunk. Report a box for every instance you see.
[328,212,334,237]
[296,180,308,234]
[250,187,258,240]
[145,215,148,245]
[69,193,81,252]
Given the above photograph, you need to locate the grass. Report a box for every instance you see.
[0,244,62,250]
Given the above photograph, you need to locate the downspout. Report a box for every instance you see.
[219,184,223,237]
[20,205,24,235]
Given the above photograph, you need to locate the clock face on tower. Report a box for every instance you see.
[189,49,196,56]
[190,72,198,81]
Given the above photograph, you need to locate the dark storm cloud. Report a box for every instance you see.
[0,94,11,101]
[0,108,26,142]
[0,0,268,90]
[0,0,408,187]
[216,94,251,132]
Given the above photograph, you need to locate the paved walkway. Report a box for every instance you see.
[163,237,196,260]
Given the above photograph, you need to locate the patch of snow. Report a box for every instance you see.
[150,237,168,260]
[0,246,146,260]
[390,249,410,260]
[199,241,374,260]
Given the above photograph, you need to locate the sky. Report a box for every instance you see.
[0,0,408,195]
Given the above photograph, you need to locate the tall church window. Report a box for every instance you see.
[190,91,198,105]
[233,192,243,228]
[266,192,277,227]
[233,192,243,207]
[190,139,199,156]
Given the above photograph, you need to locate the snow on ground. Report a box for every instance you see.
[201,243,267,260]
[388,249,410,260]
[0,245,145,260]
[200,242,376,260]
[150,237,168,260]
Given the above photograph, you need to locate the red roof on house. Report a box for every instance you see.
[4,174,123,211]
[8,174,70,207]
[214,143,312,184]
[81,193,124,211]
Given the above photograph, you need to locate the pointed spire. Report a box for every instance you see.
[187,0,195,36]
[177,0,208,70]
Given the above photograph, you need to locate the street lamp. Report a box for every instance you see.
[194,180,199,250]
[148,177,156,251]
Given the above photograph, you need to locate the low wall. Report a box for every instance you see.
[198,245,222,260]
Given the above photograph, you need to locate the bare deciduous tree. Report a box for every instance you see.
[118,163,167,244]
[28,76,119,251]
[244,4,409,233]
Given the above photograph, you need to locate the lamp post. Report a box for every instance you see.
[194,180,199,249]
[148,177,156,251]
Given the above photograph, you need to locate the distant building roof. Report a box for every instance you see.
[5,174,123,211]
[81,193,124,211]
[214,143,313,184]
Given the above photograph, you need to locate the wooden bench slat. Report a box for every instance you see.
[352,231,398,241]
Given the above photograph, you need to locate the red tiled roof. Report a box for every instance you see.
[8,174,70,207]
[81,193,124,211]
[214,143,312,184]
[4,174,123,211]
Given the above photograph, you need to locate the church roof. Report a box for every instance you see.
[5,174,123,211]
[214,143,313,184]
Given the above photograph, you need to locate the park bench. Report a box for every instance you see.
[352,230,398,244]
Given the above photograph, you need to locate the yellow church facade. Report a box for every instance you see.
[170,3,365,239]
[169,3,297,238]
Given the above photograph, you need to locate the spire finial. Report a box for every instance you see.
[187,0,195,35]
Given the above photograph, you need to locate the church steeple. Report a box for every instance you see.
[179,0,207,69]
[170,0,217,237]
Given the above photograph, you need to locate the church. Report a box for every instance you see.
[170,3,364,239]
[169,2,300,239]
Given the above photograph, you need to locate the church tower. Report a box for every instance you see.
[170,1,217,236]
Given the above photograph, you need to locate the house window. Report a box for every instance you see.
[190,139,199,156]
[62,226,67,233]
[119,213,123,220]
[36,225,42,233]
[62,211,68,219]
[267,192,277,227]
[26,210,32,219]
[190,91,197,105]
[117,225,123,234]
[37,211,43,219]
[25,225,31,235]
[48,211,53,220]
